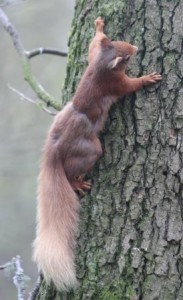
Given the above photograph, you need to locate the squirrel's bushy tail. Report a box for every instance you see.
[33,155,79,291]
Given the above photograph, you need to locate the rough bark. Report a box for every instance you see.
[34,0,183,299]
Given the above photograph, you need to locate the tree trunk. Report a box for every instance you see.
[34,0,183,299]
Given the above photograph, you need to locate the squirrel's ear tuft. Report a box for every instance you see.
[123,54,131,62]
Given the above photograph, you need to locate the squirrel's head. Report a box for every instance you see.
[108,41,138,71]
[96,39,138,72]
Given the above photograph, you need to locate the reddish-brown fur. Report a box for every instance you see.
[33,17,162,291]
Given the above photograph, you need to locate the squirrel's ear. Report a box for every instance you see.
[108,55,131,69]
[108,57,123,69]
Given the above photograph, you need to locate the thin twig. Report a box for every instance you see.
[0,265,6,270]
[0,8,61,110]
[26,48,67,59]
[8,84,35,103]
[8,84,57,116]
[41,106,57,116]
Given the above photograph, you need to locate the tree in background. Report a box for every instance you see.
[1,0,183,299]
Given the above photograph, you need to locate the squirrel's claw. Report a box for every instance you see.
[149,72,162,82]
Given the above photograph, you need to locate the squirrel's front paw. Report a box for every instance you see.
[95,17,105,32]
[144,72,162,85]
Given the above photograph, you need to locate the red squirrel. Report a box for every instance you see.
[33,17,162,291]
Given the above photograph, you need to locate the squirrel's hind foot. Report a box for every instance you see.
[71,176,92,195]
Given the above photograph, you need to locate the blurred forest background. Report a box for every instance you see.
[0,0,75,298]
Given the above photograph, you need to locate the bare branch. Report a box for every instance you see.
[0,8,61,110]
[8,84,57,116]
[13,256,26,300]
[0,1,26,8]
[26,47,67,59]
[0,256,29,300]
[0,7,25,55]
